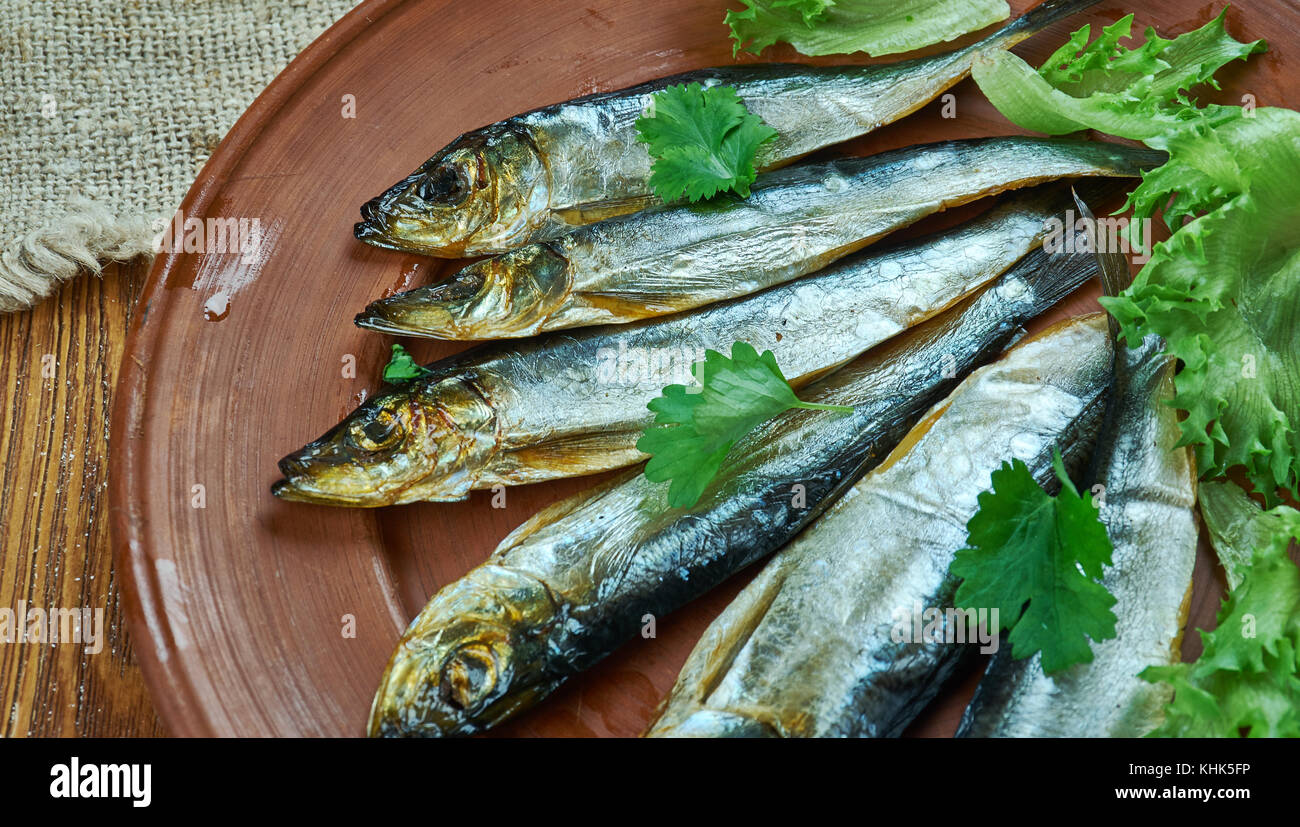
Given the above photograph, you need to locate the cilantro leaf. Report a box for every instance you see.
[381,343,430,384]
[726,0,1009,58]
[951,449,1117,674]
[635,83,777,203]
[1141,514,1300,738]
[636,342,851,508]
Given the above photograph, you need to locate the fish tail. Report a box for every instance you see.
[982,0,1102,51]
[1070,187,1132,300]
[646,710,779,738]
[1010,241,1100,320]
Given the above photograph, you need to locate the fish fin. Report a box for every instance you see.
[1071,188,1132,297]
[493,468,640,554]
[1008,243,1096,319]
[486,429,646,485]
[986,0,1104,51]
[568,290,692,321]
[1071,186,1131,342]
[551,195,661,228]
[647,559,792,733]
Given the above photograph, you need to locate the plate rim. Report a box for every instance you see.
[107,0,410,738]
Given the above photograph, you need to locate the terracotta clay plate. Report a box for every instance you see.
[110,0,1300,737]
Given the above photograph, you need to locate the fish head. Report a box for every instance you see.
[354,243,572,339]
[354,125,549,257]
[271,377,496,506]
[369,566,557,737]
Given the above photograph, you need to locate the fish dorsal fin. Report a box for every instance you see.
[1071,187,1131,342]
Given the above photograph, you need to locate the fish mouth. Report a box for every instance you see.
[355,168,450,253]
[353,307,427,336]
[272,452,390,506]
[353,216,400,249]
[269,477,384,507]
[368,647,457,738]
[369,643,520,737]
[354,221,464,256]
[353,202,411,252]
[354,283,471,338]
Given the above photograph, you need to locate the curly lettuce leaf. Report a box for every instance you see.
[726,0,1008,58]
[769,0,834,28]
[971,11,1264,141]
[1200,480,1300,588]
[1100,110,1300,502]
[1141,516,1300,738]
[973,10,1298,501]
[635,82,778,202]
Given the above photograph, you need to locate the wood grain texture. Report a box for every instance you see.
[1,257,165,737]
[108,0,1299,738]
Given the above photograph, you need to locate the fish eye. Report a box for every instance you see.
[438,643,498,711]
[349,409,405,452]
[415,165,470,206]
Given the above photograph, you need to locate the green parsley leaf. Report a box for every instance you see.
[381,343,430,384]
[951,448,1117,675]
[636,342,851,508]
[635,83,777,203]
[1141,507,1300,738]
[726,0,1008,58]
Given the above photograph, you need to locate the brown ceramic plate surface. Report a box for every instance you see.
[110,0,1300,736]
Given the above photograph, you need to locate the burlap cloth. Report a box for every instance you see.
[0,0,358,311]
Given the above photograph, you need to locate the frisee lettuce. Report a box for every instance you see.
[973,12,1264,144]
[726,0,1009,58]
[1103,110,1300,504]
[972,10,1300,504]
[1141,497,1300,738]
[1200,480,1300,588]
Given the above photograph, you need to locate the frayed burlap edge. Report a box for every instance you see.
[0,200,157,312]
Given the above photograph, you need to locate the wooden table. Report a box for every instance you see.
[1,258,165,737]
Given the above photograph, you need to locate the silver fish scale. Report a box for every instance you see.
[520,93,655,214]
[359,137,1157,341]
[551,138,1152,319]
[956,336,1198,737]
[366,215,1103,736]
[450,190,1061,490]
[500,0,1094,231]
[484,263,1088,679]
[646,315,1114,738]
[357,1,1106,261]
[515,58,968,223]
